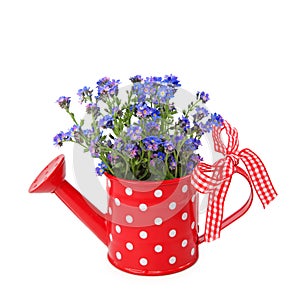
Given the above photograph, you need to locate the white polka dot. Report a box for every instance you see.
[107,179,111,188]
[115,225,121,233]
[139,258,148,266]
[154,189,163,197]
[169,202,176,210]
[154,217,163,225]
[109,233,113,241]
[139,231,148,239]
[181,212,188,221]
[139,203,148,212]
[191,221,195,229]
[181,239,188,247]
[116,251,122,260]
[169,256,176,264]
[125,187,133,196]
[126,242,134,250]
[114,198,121,206]
[125,215,133,224]
[169,229,176,238]
[154,245,163,253]
[108,207,112,215]
[191,248,195,256]
[182,185,188,193]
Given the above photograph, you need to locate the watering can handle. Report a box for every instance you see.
[197,166,254,244]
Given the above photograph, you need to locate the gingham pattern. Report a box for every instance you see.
[191,120,277,242]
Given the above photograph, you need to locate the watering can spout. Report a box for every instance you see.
[29,155,108,246]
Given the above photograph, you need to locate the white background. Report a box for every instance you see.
[0,0,298,306]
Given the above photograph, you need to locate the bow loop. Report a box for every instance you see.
[191,155,236,195]
[191,120,277,242]
[213,120,239,155]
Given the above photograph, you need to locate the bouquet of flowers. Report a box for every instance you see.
[53,74,223,181]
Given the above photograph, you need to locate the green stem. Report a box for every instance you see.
[164,152,174,179]
[67,110,79,126]
[99,155,114,174]
[68,139,89,150]
[173,134,189,177]
[138,151,150,180]
[91,110,98,135]
[184,98,202,117]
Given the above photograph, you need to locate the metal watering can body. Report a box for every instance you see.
[29,154,253,276]
[105,172,199,275]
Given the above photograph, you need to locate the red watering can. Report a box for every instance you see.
[29,121,277,275]
[29,154,253,276]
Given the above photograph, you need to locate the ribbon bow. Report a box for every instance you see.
[191,120,277,242]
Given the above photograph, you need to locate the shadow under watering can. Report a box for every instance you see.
[29,154,253,276]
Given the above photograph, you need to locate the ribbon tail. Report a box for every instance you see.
[239,148,278,208]
[204,176,232,242]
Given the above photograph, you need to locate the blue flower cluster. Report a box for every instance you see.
[86,103,100,118]
[53,125,94,147]
[98,114,114,129]
[56,96,71,110]
[142,136,162,151]
[96,77,121,101]
[53,131,71,147]
[77,86,93,104]
[131,74,181,104]
[126,126,142,141]
[135,102,160,118]
[196,91,210,103]
[95,161,107,176]
[53,74,223,180]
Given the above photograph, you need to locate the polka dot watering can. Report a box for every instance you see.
[29,153,257,276]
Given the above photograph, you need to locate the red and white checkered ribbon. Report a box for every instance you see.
[191,120,277,242]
